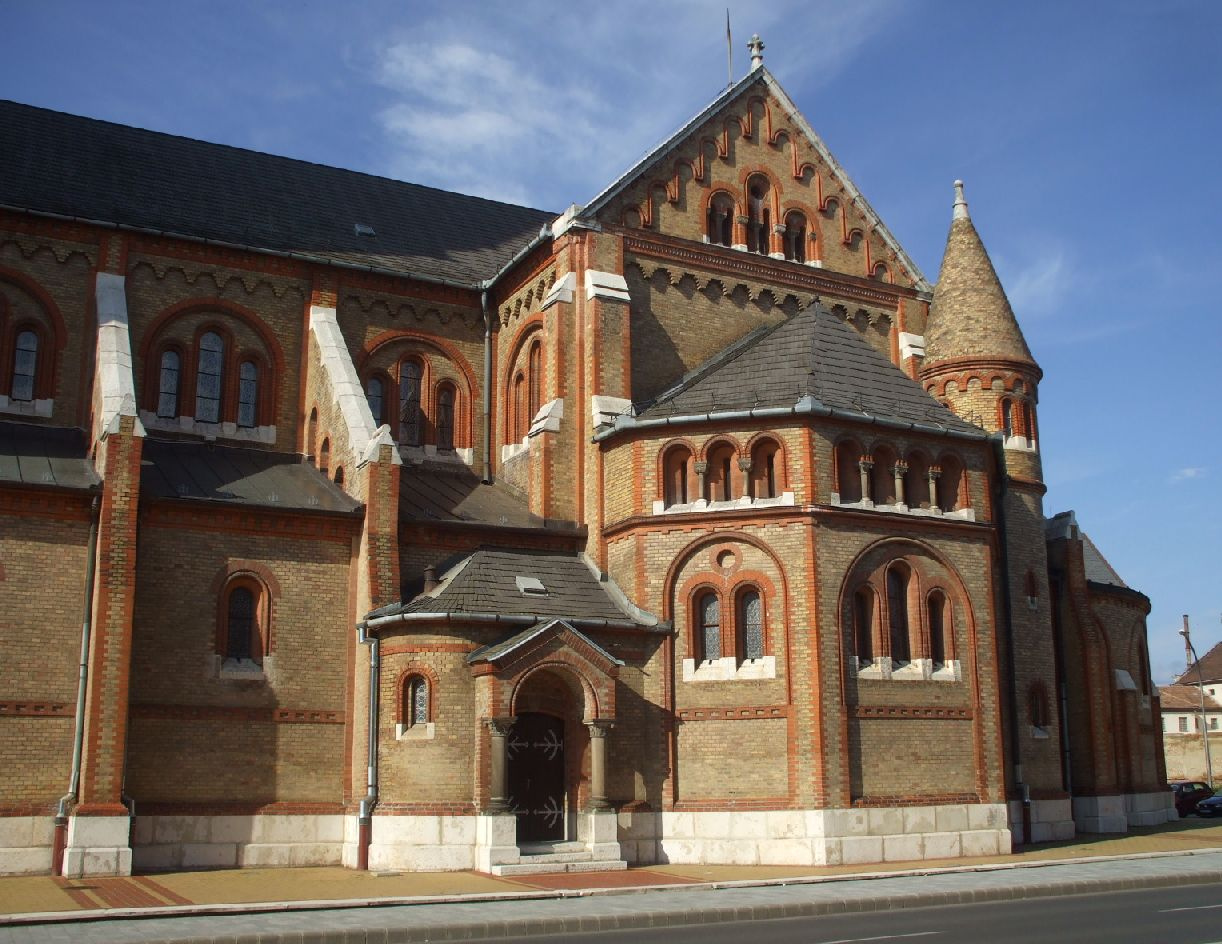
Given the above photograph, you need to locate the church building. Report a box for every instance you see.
[0,39,1172,877]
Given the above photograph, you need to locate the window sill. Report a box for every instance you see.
[0,396,53,418]
[218,657,266,680]
[140,411,276,445]
[399,445,474,466]
[681,655,776,682]
[1030,725,1050,739]
[396,721,436,740]
[654,492,795,516]
[830,495,975,522]
[1003,435,1038,453]
[851,658,962,682]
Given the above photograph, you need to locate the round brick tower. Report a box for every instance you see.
[921,181,1043,484]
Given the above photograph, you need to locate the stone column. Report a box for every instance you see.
[586,720,614,811]
[733,214,749,251]
[858,455,874,504]
[485,716,516,813]
[928,466,942,515]
[738,456,753,499]
[694,461,708,502]
[893,460,908,507]
[770,223,786,258]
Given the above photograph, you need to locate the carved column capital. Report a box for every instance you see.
[737,457,753,472]
[587,719,615,738]
[858,456,875,472]
[694,460,708,475]
[484,716,516,738]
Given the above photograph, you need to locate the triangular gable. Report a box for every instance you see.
[578,68,930,293]
[467,618,624,675]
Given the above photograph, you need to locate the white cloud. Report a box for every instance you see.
[1003,249,1069,317]
[1170,467,1206,483]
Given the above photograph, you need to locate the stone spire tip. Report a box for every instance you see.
[748,34,765,71]
[952,179,969,221]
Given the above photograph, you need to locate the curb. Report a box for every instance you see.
[4,848,1222,934]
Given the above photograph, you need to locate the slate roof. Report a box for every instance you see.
[635,304,982,436]
[468,619,623,667]
[1158,684,1221,711]
[1178,641,1222,686]
[140,439,360,513]
[0,100,554,285]
[371,548,643,625]
[1081,533,1127,589]
[399,460,545,528]
[0,422,99,490]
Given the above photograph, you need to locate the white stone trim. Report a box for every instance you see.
[849,656,962,682]
[0,395,53,418]
[64,814,132,877]
[529,397,564,436]
[541,272,576,308]
[132,813,344,871]
[1006,797,1075,844]
[396,721,436,740]
[682,655,777,682]
[591,395,630,430]
[91,273,144,440]
[585,270,631,304]
[1003,433,1038,453]
[139,411,274,444]
[501,439,529,462]
[652,492,796,515]
[0,816,54,876]
[550,207,584,240]
[398,444,473,466]
[898,331,926,360]
[831,495,975,522]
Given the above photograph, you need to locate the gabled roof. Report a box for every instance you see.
[634,303,982,437]
[0,422,99,491]
[578,68,930,292]
[398,459,548,529]
[1159,684,1222,711]
[368,547,658,628]
[467,618,623,669]
[140,439,360,514]
[0,100,554,286]
[1177,640,1222,686]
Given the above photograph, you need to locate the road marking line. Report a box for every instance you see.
[1159,904,1222,913]
[819,933,940,943]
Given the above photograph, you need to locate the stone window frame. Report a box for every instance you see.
[214,570,275,681]
[681,568,778,683]
[395,665,438,741]
[0,275,66,416]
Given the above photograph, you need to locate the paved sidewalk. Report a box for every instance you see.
[1,820,1220,943]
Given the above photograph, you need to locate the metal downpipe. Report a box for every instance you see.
[356,622,380,870]
[480,290,494,484]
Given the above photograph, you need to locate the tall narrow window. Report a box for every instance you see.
[407,676,429,727]
[1002,399,1014,439]
[308,407,318,461]
[697,592,721,662]
[11,329,38,402]
[195,331,224,423]
[399,360,422,446]
[886,567,911,664]
[436,385,455,450]
[783,211,807,263]
[157,349,180,418]
[750,439,780,499]
[663,445,691,507]
[746,176,770,255]
[528,341,542,422]
[739,590,764,662]
[854,589,874,664]
[936,455,963,512]
[705,444,735,502]
[226,586,255,662]
[1022,400,1035,442]
[928,591,948,667]
[319,437,330,476]
[366,377,385,425]
[513,372,528,441]
[237,360,258,428]
[706,193,734,247]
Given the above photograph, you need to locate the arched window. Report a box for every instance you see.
[405,675,430,728]
[237,360,258,428]
[308,407,318,461]
[11,329,39,402]
[528,340,542,422]
[1001,398,1014,439]
[871,262,890,282]
[738,589,764,662]
[750,439,780,499]
[319,437,330,476]
[705,443,735,502]
[334,466,345,487]
[871,444,898,505]
[513,371,528,441]
[886,566,911,664]
[697,592,721,662]
[706,192,734,247]
[746,175,771,255]
[663,444,692,507]
[936,455,963,512]
[222,583,265,664]
[436,384,456,450]
[1021,400,1036,442]
[1029,683,1050,731]
[928,590,949,667]
[836,440,864,503]
[156,349,180,418]
[854,588,874,665]
[398,359,423,446]
[365,377,385,425]
[783,211,807,263]
[195,330,224,423]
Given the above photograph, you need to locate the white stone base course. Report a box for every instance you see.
[1071,791,1177,834]
[0,816,55,875]
[1006,797,1076,845]
[131,814,344,871]
[64,815,132,877]
[619,804,1010,868]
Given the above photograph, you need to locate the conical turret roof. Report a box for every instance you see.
[925,181,1036,368]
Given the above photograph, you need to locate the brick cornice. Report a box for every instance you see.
[142,497,362,540]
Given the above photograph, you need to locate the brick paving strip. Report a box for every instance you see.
[2,850,1222,944]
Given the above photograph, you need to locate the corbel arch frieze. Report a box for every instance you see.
[0,236,96,268]
[624,257,813,312]
[343,293,481,330]
[128,259,304,301]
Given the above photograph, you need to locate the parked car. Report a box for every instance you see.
[1195,793,1222,817]
[1170,781,1215,816]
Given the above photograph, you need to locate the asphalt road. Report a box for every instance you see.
[477,883,1222,944]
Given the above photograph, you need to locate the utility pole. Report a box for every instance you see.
[1180,614,1214,786]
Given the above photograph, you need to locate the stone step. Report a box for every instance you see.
[490,858,628,876]
[519,841,587,856]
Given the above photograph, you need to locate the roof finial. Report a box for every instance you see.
[748,33,765,71]
[953,179,970,221]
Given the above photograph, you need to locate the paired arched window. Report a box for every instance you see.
[693,584,768,665]
[366,354,465,452]
[746,175,771,255]
[706,192,735,247]
[849,557,958,675]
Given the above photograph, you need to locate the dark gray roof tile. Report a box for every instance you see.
[0,422,99,490]
[398,460,544,528]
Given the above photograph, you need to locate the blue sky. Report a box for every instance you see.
[4,0,1219,682]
